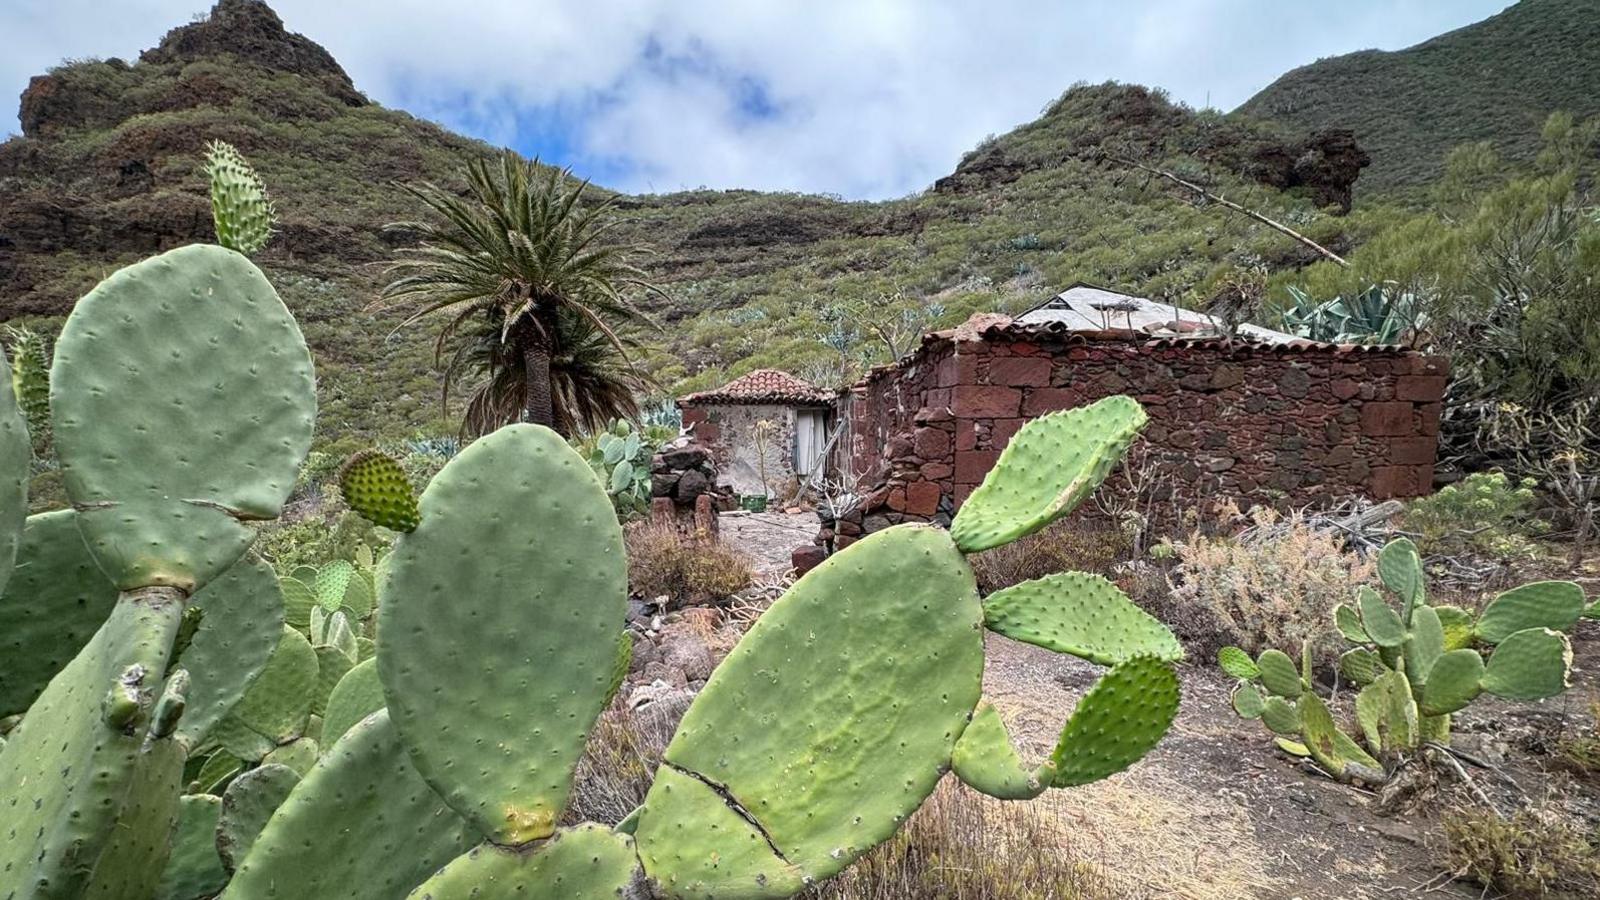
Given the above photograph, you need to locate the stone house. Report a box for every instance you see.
[678,370,836,498]
[817,284,1447,553]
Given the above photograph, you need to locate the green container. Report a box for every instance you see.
[741,495,768,513]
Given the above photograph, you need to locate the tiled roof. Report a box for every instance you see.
[679,369,835,407]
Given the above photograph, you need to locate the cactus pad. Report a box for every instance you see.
[1434,605,1475,651]
[983,572,1183,664]
[217,626,317,758]
[0,511,119,716]
[950,396,1147,552]
[1357,586,1406,648]
[1474,582,1585,644]
[1404,605,1445,686]
[204,141,275,256]
[155,795,229,900]
[277,576,316,630]
[1481,628,1572,700]
[216,764,299,873]
[1260,697,1300,735]
[406,827,641,900]
[1333,603,1369,643]
[1217,646,1259,680]
[0,348,28,600]
[339,450,421,533]
[223,711,474,900]
[173,555,285,749]
[1048,654,1179,787]
[634,766,805,900]
[1377,538,1424,612]
[1256,649,1303,698]
[952,703,1052,799]
[1232,682,1265,719]
[1419,648,1486,716]
[322,657,385,747]
[656,524,983,884]
[1338,648,1383,687]
[51,245,315,590]
[379,424,626,845]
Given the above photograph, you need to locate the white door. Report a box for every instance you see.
[794,410,829,479]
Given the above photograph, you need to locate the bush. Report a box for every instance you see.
[1403,472,1544,561]
[1443,803,1600,899]
[625,522,755,606]
[807,780,1135,900]
[565,695,688,827]
[1166,504,1376,662]
[968,520,1130,595]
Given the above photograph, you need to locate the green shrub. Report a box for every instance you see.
[624,522,754,606]
[1443,804,1600,899]
[968,520,1129,595]
[1403,472,1543,560]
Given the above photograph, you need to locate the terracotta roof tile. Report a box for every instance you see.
[679,369,834,406]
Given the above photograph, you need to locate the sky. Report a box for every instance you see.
[0,0,1513,200]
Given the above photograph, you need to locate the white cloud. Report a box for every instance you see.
[0,0,1514,198]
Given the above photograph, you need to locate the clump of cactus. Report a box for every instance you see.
[1220,537,1584,796]
[581,418,660,517]
[0,152,1180,897]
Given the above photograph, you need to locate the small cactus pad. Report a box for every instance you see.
[339,450,421,533]
[222,711,475,900]
[1338,648,1383,687]
[82,737,186,900]
[261,737,320,776]
[203,140,275,256]
[1474,582,1585,644]
[217,626,317,757]
[277,576,316,630]
[1260,697,1300,735]
[405,827,641,900]
[1048,654,1180,787]
[1481,628,1572,700]
[0,591,187,899]
[951,703,1052,799]
[1232,682,1265,719]
[950,396,1147,552]
[0,348,28,599]
[655,525,984,884]
[1404,605,1445,687]
[1434,605,1475,651]
[173,555,286,749]
[983,572,1183,664]
[1357,586,1406,648]
[1217,646,1259,680]
[1298,692,1345,776]
[0,511,119,716]
[1256,649,1303,698]
[1333,604,1369,643]
[1377,538,1424,612]
[1419,649,1486,716]
[634,766,805,900]
[51,245,315,590]
[155,795,229,900]
[379,425,627,845]
[311,646,354,718]
[216,764,299,873]
[321,657,385,747]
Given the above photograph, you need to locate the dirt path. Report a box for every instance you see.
[718,509,816,578]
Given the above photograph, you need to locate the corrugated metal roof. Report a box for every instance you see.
[679,369,835,406]
[1017,283,1299,344]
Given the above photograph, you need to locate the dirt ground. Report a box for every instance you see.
[721,511,1600,900]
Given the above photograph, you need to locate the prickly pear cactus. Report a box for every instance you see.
[339,449,420,533]
[203,141,275,257]
[5,326,51,456]
[1221,537,1582,783]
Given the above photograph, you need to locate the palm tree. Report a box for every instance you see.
[381,152,660,436]
[441,306,654,439]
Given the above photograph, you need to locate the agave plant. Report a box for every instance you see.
[1280,283,1428,346]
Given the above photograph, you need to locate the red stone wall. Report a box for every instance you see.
[832,330,1447,539]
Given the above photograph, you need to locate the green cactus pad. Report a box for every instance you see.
[405,827,641,900]
[1419,714,1451,744]
[1419,649,1486,716]
[51,245,315,590]
[1275,738,1310,757]
[222,711,474,900]
[218,626,317,756]
[1331,729,1383,778]
[262,737,320,776]
[0,348,29,601]
[659,524,983,883]
[1355,682,1384,752]
[1474,582,1585,644]
[380,424,627,846]
[312,561,355,612]
[634,766,806,900]
[982,572,1182,664]
[1217,646,1259,680]
[951,703,1052,799]
[1375,670,1418,750]
[1339,648,1383,687]
[1357,586,1406,648]
[339,450,421,533]
[0,511,119,717]
[216,764,300,873]
[82,737,186,900]
[1377,538,1424,613]
[1256,649,1303,698]
[189,749,243,795]
[1434,605,1475,651]
[277,576,316,630]
[173,554,285,750]
[311,646,354,717]
[0,591,187,899]
[155,794,229,900]
[1482,628,1572,700]
[1049,655,1180,787]
[204,140,275,256]
[949,396,1147,552]
[1404,605,1446,686]
[322,657,385,747]
[1232,682,1265,719]
[1297,692,1346,775]
[1333,603,1370,643]
[1260,697,1300,735]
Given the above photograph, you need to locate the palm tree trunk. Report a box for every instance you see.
[522,322,559,435]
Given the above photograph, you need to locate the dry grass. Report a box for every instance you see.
[626,522,756,606]
[1442,800,1600,899]
[1164,503,1376,663]
[564,694,689,827]
[968,520,1131,595]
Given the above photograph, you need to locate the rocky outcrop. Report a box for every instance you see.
[1246,129,1371,213]
[141,0,364,102]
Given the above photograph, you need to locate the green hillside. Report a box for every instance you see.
[1237,0,1600,194]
